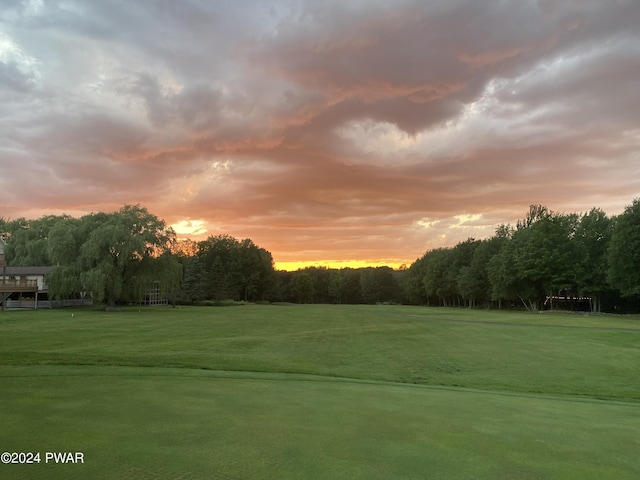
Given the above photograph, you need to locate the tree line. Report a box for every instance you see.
[272,266,404,305]
[0,206,405,306]
[403,201,640,313]
[0,205,406,307]
[0,206,275,306]
[2,199,640,311]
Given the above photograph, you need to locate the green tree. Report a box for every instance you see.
[423,248,455,306]
[448,238,479,307]
[6,215,70,266]
[487,242,520,309]
[304,267,331,303]
[47,205,181,307]
[360,267,399,304]
[458,237,506,308]
[608,198,640,297]
[272,270,294,303]
[507,208,579,310]
[237,239,275,301]
[209,256,229,301]
[328,270,345,304]
[199,235,240,300]
[342,269,363,304]
[294,272,315,303]
[575,208,611,311]
[197,235,274,302]
[404,254,430,305]
[180,256,207,304]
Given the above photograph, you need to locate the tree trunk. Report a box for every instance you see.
[517,294,530,311]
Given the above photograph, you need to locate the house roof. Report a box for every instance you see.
[2,266,54,276]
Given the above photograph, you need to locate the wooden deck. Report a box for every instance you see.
[0,279,39,292]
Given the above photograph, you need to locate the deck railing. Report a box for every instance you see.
[0,278,39,289]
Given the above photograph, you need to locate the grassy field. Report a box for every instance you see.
[0,304,639,479]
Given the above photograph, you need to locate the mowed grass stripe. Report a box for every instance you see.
[369,307,640,332]
[1,364,638,407]
[1,365,639,480]
[0,305,638,400]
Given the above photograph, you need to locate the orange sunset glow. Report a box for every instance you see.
[1,1,639,269]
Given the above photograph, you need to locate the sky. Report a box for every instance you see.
[1,0,639,270]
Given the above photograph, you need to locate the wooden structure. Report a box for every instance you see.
[543,294,592,312]
[1,239,53,310]
[141,281,168,306]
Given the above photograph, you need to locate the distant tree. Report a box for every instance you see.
[180,256,207,304]
[272,270,295,303]
[294,272,315,303]
[448,238,479,306]
[208,256,229,300]
[574,208,612,312]
[502,209,579,310]
[172,238,199,257]
[608,198,640,297]
[487,241,520,309]
[47,205,182,307]
[392,268,409,304]
[342,269,363,304]
[6,215,70,266]
[423,248,455,306]
[494,223,514,240]
[360,267,399,304]
[458,237,505,308]
[457,264,483,308]
[198,235,274,302]
[517,204,550,230]
[237,240,275,301]
[403,255,430,305]
[308,267,332,303]
[199,235,239,299]
[328,270,345,304]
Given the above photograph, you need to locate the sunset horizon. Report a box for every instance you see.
[3,198,634,272]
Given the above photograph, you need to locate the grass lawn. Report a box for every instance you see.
[1,304,639,479]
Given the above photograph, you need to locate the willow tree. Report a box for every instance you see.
[47,205,182,306]
[4,215,70,266]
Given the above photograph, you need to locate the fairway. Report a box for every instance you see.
[1,305,639,479]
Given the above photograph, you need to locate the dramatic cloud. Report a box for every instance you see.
[1,0,639,269]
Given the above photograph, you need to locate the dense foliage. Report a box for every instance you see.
[3,198,640,311]
[178,235,275,303]
[405,202,640,312]
[1,207,278,306]
[3,206,182,306]
[273,266,404,305]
